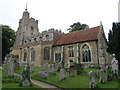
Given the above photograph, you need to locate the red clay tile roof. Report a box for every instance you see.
[53,26,100,46]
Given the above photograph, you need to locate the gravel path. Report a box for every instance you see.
[14,73,63,90]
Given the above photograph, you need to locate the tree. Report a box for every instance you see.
[67,22,89,32]
[1,25,16,63]
[107,22,120,77]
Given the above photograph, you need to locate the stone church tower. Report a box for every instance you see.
[14,9,39,47]
[118,0,120,22]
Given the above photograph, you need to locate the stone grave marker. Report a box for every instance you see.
[105,66,109,81]
[88,71,96,88]
[59,68,66,81]
[30,63,34,72]
[38,71,49,78]
[111,57,118,77]
[69,66,75,77]
[14,55,20,70]
[48,64,52,73]
[5,54,15,77]
[19,64,32,86]
[54,63,59,72]
[99,69,104,83]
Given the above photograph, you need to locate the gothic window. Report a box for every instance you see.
[31,48,35,61]
[55,53,61,62]
[68,46,74,57]
[82,44,91,62]
[44,47,50,60]
[23,49,27,61]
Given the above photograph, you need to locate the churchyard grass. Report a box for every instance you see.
[96,78,119,88]
[15,66,119,88]
[2,66,43,88]
[14,66,24,74]
[2,83,41,88]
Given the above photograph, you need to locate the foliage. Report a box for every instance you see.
[74,63,84,75]
[67,22,89,32]
[107,22,120,73]
[1,25,16,62]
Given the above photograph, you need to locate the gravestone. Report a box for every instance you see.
[5,54,15,77]
[105,66,109,81]
[95,70,99,78]
[54,63,59,72]
[48,64,52,73]
[101,64,106,72]
[14,55,20,70]
[59,68,66,81]
[19,64,32,86]
[38,71,49,78]
[41,65,45,70]
[30,63,34,72]
[111,57,118,78]
[88,71,96,88]
[99,69,104,83]
[69,66,75,77]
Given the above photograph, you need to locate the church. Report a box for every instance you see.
[11,9,111,68]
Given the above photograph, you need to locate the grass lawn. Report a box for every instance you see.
[2,83,41,88]
[2,66,43,88]
[13,66,120,88]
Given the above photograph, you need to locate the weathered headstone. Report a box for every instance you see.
[41,65,45,70]
[95,70,99,78]
[30,63,34,72]
[88,71,96,88]
[69,66,75,77]
[38,71,49,77]
[111,57,118,78]
[99,69,104,83]
[5,54,15,77]
[51,64,54,73]
[14,55,20,70]
[59,68,66,81]
[48,64,52,73]
[105,66,109,81]
[19,64,32,86]
[54,63,59,72]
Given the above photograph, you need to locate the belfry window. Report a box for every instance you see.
[82,44,91,62]
[31,48,35,61]
[44,47,50,60]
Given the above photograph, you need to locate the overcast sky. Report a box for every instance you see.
[0,0,119,39]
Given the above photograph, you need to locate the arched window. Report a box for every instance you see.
[23,49,27,61]
[82,44,91,62]
[68,46,74,57]
[31,48,35,61]
[44,47,50,60]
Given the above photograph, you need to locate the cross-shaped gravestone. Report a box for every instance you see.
[88,71,96,88]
